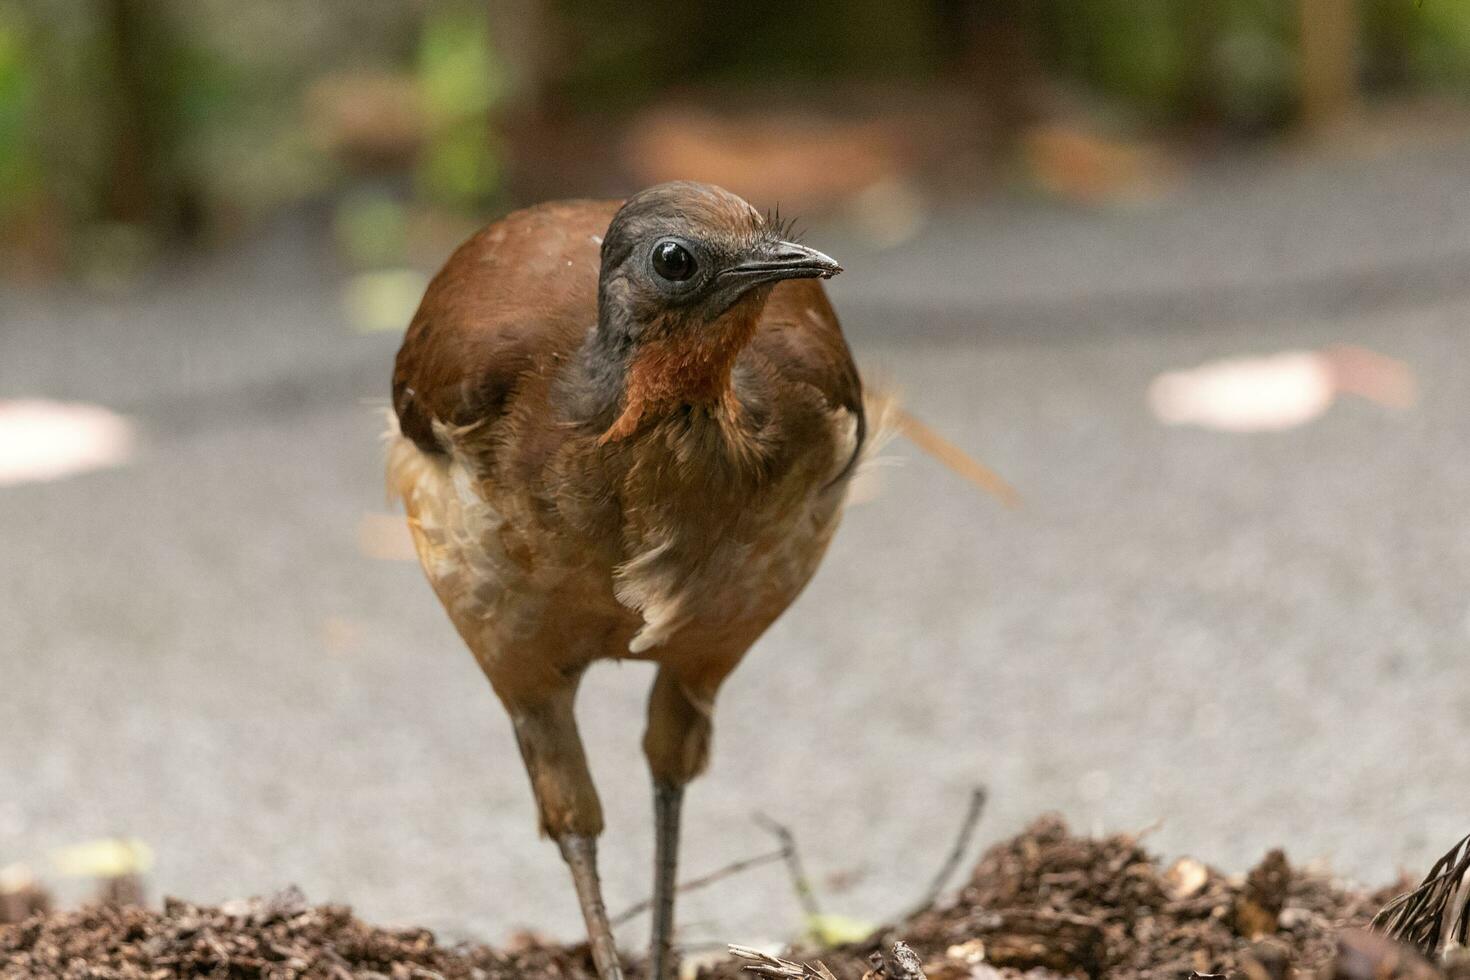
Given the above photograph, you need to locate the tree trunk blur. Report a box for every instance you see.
[102,0,156,224]
[938,0,1043,156]
[1298,0,1359,132]
[100,0,194,234]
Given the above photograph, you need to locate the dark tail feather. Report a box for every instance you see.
[1373,831,1470,959]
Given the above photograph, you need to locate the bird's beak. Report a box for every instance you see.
[721,240,843,285]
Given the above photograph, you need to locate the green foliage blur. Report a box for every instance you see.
[2,1,1468,276]
[1031,0,1470,128]
[0,0,495,274]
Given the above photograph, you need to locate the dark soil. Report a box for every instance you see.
[0,816,1442,980]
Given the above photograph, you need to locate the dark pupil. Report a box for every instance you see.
[652,241,695,281]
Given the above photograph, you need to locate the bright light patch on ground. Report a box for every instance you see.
[1148,346,1416,432]
[0,399,136,486]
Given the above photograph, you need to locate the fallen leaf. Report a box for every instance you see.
[805,912,876,945]
[1148,347,1417,432]
[1320,345,1417,409]
[51,838,154,879]
[1166,857,1211,900]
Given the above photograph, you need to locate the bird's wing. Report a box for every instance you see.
[750,278,867,482]
[391,199,620,454]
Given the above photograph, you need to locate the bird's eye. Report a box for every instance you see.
[651,240,696,282]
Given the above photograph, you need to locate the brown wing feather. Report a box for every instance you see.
[392,199,619,453]
[748,277,866,480]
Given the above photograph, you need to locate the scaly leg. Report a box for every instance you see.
[559,834,623,980]
[648,780,684,980]
[643,665,729,979]
[510,691,623,980]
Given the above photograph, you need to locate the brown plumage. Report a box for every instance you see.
[387,182,869,980]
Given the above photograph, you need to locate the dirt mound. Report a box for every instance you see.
[0,884,594,979]
[697,814,1404,980]
[893,814,1389,978]
[0,816,1436,979]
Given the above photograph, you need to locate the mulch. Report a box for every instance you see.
[2,815,1459,980]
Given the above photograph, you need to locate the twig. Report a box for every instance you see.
[1130,817,1165,842]
[204,935,232,978]
[899,786,988,922]
[754,813,824,923]
[610,848,789,927]
[730,945,839,980]
[727,942,928,980]
[1373,831,1470,958]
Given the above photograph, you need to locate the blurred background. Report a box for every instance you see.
[3,0,1470,954]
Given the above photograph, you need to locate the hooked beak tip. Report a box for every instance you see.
[724,240,843,284]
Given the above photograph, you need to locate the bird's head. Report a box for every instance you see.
[593,181,840,441]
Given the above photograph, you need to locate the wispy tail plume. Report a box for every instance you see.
[894,407,1020,509]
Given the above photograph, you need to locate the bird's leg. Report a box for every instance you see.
[558,833,623,980]
[649,778,684,980]
[642,665,724,979]
[509,692,623,980]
